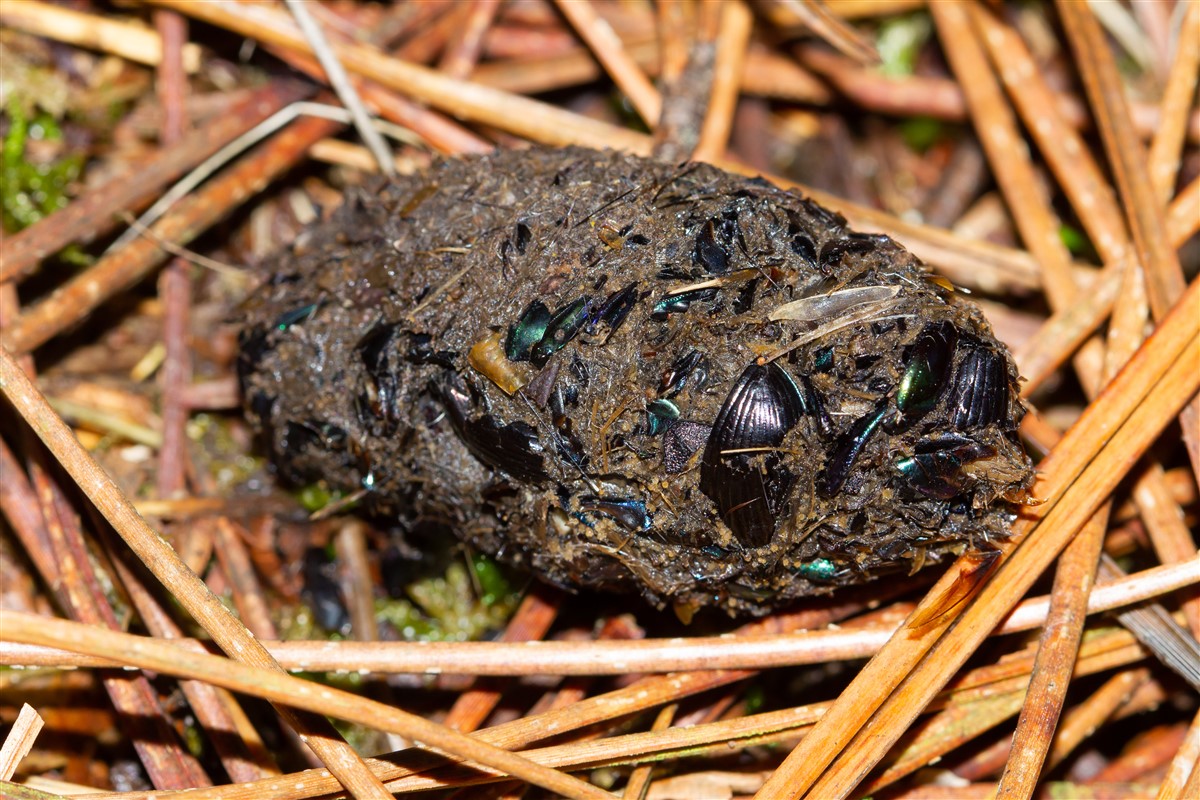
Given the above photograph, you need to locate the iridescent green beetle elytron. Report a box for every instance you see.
[239,146,1033,616]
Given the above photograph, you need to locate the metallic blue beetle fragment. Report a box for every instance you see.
[531,296,593,366]
[797,558,838,582]
[579,496,652,531]
[894,432,998,499]
[651,287,719,320]
[819,401,888,497]
[645,398,682,435]
[506,300,551,362]
[588,282,639,341]
[275,302,321,331]
[896,320,958,418]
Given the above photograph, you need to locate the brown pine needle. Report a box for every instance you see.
[1059,0,1200,484]
[693,0,754,161]
[0,115,340,355]
[284,0,394,175]
[802,315,1200,798]
[2,554,1195,673]
[3,624,1151,800]
[0,347,393,799]
[0,611,616,800]
[755,273,1200,799]
[3,3,1197,795]
[553,0,661,127]
[146,0,654,153]
[1147,3,1200,205]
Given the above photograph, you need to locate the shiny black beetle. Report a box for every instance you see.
[239,147,1032,615]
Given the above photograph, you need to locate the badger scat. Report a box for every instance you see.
[240,147,1032,615]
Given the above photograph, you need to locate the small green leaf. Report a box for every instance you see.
[297,483,340,512]
[1058,224,1088,255]
[900,116,944,153]
[876,13,932,77]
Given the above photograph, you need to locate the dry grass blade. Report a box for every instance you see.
[995,510,1108,800]
[440,586,562,733]
[1045,668,1152,773]
[3,553,1197,672]
[768,0,880,64]
[964,7,1198,666]
[104,523,281,783]
[11,624,1151,800]
[1059,0,1190,319]
[0,0,201,71]
[0,80,307,283]
[0,115,338,355]
[1147,3,1200,204]
[0,705,45,781]
[146,0,654,153]
[930,5,1149,796]
[0,779,65,800]
[1157,707,1200,799]
[284,0,394,175]
[693,0,753,161]
[621,704,677,800]
[1058,0,1200,483]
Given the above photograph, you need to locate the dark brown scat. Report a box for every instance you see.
[239,146,1032,616]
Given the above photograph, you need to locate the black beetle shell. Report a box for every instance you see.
[700,363,807,547]
[431,378,549,484]
[947,341,1010,429]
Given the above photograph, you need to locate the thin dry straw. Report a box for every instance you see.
[285,0,394,175]
[0,624,1149,800]
[0,611,615,800]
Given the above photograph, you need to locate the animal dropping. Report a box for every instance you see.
[239,147,1033,615]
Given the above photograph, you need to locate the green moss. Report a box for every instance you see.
[876,12,932,78]
[376,557,518,642]
[899,116,944,153]
[2,103,84,242]
[1058,223,1093,257]
[472,552,518,608]
[185,413,266,496]
[297,483,343,513]
[742,684,766,714]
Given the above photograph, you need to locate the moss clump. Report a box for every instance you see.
[376,556,519,642]
[2,103,84,238]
